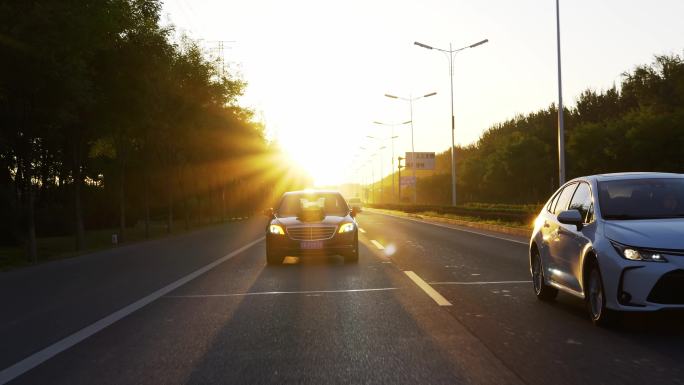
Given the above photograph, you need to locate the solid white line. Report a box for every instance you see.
[430,280,531,286]
[0,237,265,385]
[370,240,385,250]
[371,210,529,245]
[404,271,452,306]
[165,287,398,298]
[358,228,366,233]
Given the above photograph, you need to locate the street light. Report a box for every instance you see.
[414,38,488,206]
[384,92,437,203]
[358,145,385,204]
[555,0,565,186]
[367,132,401,203]
[373,120,411,203]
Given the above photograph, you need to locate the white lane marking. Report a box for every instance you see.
[165,287,398,298]
[404,271,452,306]
[430,280,531,285]
[0,237,265,385]
[371,210,529,245]
[370,240,385,250]
[358,228,367,233]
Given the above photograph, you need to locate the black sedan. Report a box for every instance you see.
[265,190,360,264]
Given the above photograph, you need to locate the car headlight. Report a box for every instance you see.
[269,224,285,235]
[338,223,355,233]
[610,241,667,262]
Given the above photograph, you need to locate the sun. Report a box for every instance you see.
[280,134,346,187]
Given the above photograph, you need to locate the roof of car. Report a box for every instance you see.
[589,172,683,182]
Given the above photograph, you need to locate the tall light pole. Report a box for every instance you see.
[367,132,401,202]
[385,92,437,204]
[373,120,410,202]
[359,146,383,203]
[556,0,565,186]
[414,38,488,206]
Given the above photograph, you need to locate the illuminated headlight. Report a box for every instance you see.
[269,224,285,235]
[611,241,667,262]
[338,223,355,233]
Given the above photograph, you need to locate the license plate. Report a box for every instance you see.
[300,241,324,250]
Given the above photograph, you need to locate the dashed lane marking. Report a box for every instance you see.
[370,240,385,250]
[404,271,452,306]
[358,228,366,233]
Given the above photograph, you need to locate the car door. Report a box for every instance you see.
[545,182,578,287]
[558,182,595,293]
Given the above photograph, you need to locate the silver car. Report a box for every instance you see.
[529,172,684,326]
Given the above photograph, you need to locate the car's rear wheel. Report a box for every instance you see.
[266,246,284,265]
[531,248,558,301]
[344,233,359,264]
[585,259,618,327]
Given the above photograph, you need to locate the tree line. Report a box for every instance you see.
[382,54,684,205]
[0,0,308,261]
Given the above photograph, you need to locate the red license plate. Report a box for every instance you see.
[300,241,324,250]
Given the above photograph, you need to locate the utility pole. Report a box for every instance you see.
[208,40,236,76]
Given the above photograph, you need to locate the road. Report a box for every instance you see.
[1,210,683,384]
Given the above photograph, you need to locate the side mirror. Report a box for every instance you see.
[557,209,583,230]
[262,208,274,217]
[350,207,359,218]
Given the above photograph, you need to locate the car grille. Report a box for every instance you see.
[286,225,337,241]
[647,269,684,304]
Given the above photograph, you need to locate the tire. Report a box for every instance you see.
[266,246,284,265]
[531,248,558,301]
[344,233,359,264]
[585,259,619,327]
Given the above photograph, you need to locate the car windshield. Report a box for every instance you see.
[598,178,684,220]
[277,193,349,217]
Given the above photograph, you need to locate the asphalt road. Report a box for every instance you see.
[1,211,683,384]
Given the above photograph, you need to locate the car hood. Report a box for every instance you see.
[604,219,684,249]
[276,215,348,227]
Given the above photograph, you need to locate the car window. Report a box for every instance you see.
[547,189,562,213]
[553,183,578,215]
[568,182,594,223]
[277,193,349,217]
[598,178,684,220]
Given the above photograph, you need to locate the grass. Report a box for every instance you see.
[0,218,245,272]
[418,211,532,229]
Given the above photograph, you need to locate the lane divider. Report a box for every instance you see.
[370,240,385,250]
[0,237,265,385]
[358,228,366,234]
[165,287,398,298]
[404,271,453,307]
[430,280,531,285]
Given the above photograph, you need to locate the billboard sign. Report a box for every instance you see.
[405,152,435,170]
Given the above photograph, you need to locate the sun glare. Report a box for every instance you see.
[281,134,345,188]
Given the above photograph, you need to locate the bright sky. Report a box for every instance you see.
[162,0,684,186]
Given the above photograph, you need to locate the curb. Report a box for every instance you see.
[367,208,532,239]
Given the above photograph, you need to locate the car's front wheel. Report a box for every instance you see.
[531,248,558,301]
[266,246,284,265]
[585,259,618,327]
[344,233,359,264]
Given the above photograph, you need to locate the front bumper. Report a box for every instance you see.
[266,231,356,256]
[600,246,684,311]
